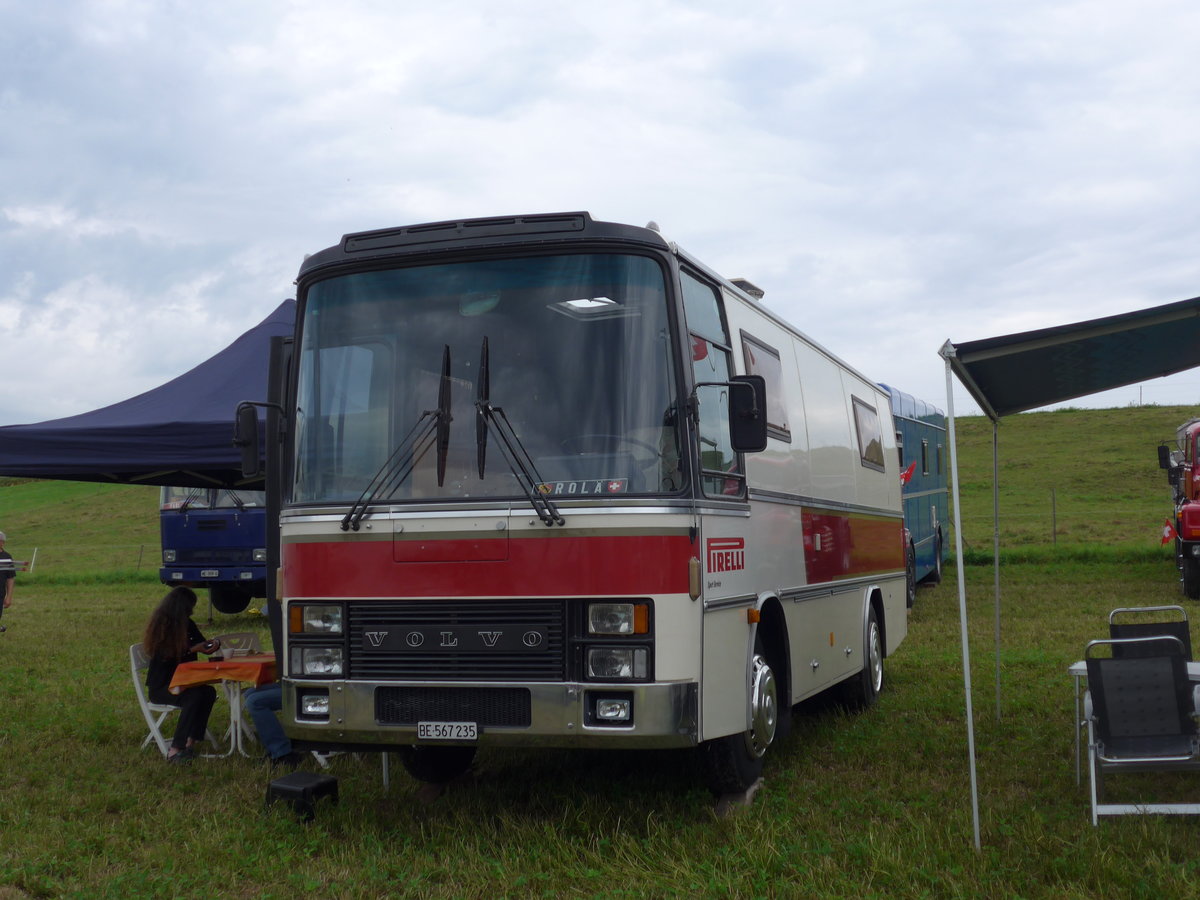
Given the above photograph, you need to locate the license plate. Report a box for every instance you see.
[200,569,220,578]
[417,721,478,741]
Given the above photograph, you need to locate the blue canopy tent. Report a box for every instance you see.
[0,299,294,489]
[940,293,1200,848]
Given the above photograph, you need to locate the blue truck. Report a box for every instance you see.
[159,486,268,613]
[880,384,948,606]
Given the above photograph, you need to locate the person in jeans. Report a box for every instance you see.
[244,682,303,769]
[0,531,14,633]
[142,586,219,764]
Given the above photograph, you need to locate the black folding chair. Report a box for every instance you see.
[1084,636,1200,825]
[1108,605,1192,660]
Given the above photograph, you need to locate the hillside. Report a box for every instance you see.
[0,403,1191,577]
[952,403,1186,554]
[0,479,159,577]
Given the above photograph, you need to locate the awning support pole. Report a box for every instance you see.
[945,353,982,850]
[993,422,1001,721]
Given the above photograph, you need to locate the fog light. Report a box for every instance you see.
[239,571,254,580]
[1191,545,1200,557]
[170,572,183,580]
[595,698,631,721]
[300,694,330,717]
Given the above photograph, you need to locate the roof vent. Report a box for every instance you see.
[646,221,661,233]
[730,278,765,300]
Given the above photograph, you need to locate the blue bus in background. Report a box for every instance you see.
[880,384,948,605]
[159,486,268,614]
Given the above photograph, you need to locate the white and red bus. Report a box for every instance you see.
[240,212,907,793]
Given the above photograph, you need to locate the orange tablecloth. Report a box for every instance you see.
[169,653,277,694]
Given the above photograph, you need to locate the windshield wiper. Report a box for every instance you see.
[475,336,564,526]
[341,345,453,532]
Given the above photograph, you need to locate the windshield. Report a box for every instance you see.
[160,487,264,510]
[292,253,682,505]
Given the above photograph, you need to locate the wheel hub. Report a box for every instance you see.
[743,652,778,759]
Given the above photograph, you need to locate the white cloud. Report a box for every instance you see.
[2,0,1200,424]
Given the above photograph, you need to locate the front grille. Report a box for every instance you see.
[348,599,567,681]
[376,686,531,727]
[175,548,258,565]
[196,518,228,530]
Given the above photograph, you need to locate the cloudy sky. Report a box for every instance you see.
[4,0,1200,426]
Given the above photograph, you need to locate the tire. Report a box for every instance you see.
[700,640,779,795]
[923,533,944,585]
[1183,556,1200,600]
[398,744,476,784]
[905,543,917,608]
[839,605,883,709]
[209,583,252,614]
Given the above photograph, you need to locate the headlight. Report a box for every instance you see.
[587,646,648,680]
[293,647,344,676]
[162,549,177,563]
[252,548,268,562]
[290,603,343,634]
[587,601,649,635]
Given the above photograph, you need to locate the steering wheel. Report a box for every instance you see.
[560,433,663,467]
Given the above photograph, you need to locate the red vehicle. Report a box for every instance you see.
[1160,418,1200,598]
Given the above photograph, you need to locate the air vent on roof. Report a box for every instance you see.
[730,278,765,300]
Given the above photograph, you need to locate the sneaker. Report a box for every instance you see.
[270,750,305,771]
[166,752,193,765]
[0,625,6,632]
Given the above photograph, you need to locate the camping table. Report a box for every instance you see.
[1069,659,1200,785]
[169,653,277,757]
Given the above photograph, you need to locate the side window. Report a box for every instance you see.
[921,439,929,476]
[741,333,790,443]
[936,442,943,475]
[682,271,744,497]
[852,397,886,471]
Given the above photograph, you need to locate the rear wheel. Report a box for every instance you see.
[700,640,778,795]
[839,605,883,709]
[398,744,477,784]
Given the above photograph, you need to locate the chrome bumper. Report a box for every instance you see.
[283,680,698,749]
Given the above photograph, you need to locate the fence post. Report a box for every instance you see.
[1051,488,1056,546]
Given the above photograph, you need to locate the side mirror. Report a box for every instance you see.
[1159,444,1173,470]
[729,374,768,453]
[234,402,262,479]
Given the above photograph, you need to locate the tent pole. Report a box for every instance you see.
[944,353,982,849]
[993,422,1001,721]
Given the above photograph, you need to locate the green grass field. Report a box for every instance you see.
[1,406,1198,898]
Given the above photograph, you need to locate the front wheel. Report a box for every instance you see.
[397,745,477,784]
[905,543,917,608]
[209,583,252,614]
[923,533,944,585]
[1182,556,1200,600]
[700,646,778,795]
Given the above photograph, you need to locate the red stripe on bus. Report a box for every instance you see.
[283,534,694,597]
[801,510,904,582]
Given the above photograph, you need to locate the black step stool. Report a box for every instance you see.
[265,771,339,821]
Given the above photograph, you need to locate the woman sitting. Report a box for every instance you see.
[142,586,220,764]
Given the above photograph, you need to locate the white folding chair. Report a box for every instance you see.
[210,631,262,657]
[130,642,221,756]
